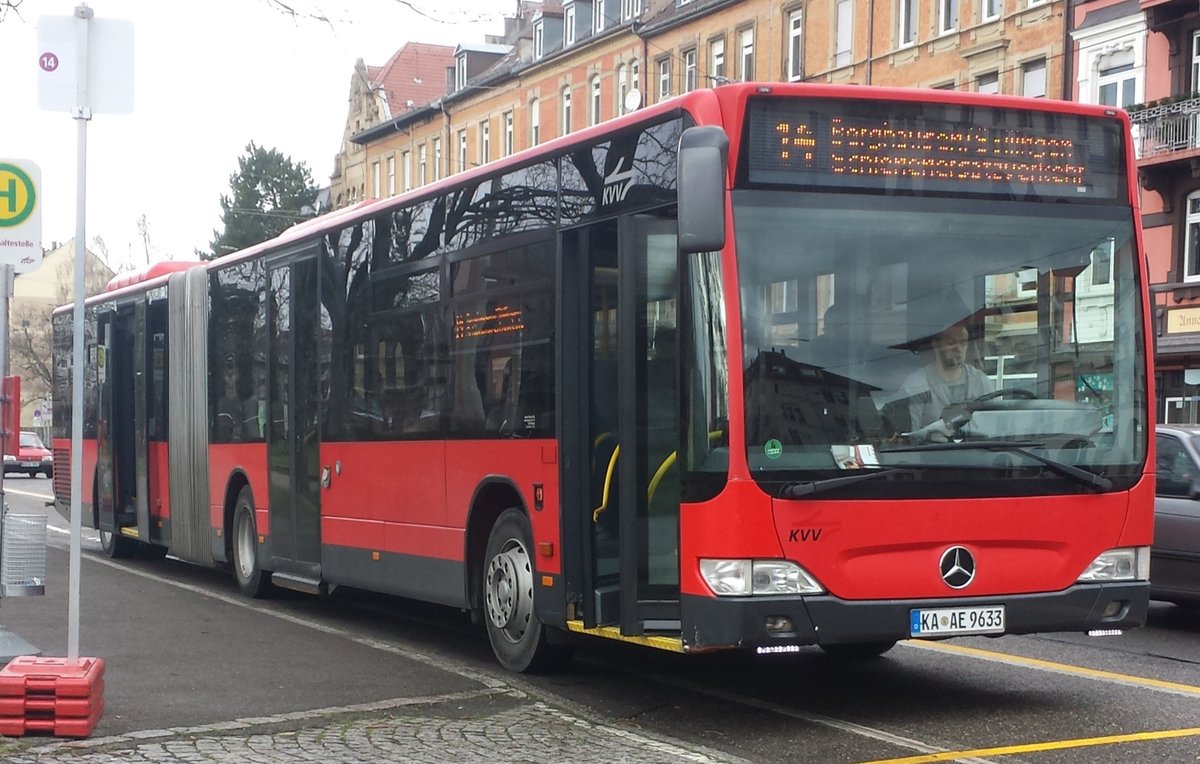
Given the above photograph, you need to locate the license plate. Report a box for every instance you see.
[20,461,38,468]
[910,605,1005,637]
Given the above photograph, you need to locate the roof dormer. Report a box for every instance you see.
[450,42,512,92]
[533,9,565,60]
[592,0,621,34]
[563,0,593,47]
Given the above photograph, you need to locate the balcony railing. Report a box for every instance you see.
[1127,96,1200,159]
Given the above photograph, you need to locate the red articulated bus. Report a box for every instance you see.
[52,83,1154,672]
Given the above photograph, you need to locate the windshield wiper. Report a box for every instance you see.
[779,467,916,498]
[881,440,1112,490]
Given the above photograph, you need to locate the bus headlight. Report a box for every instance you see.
[1077,547,1150,582]
[699,559,824,597]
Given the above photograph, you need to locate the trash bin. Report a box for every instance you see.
[1,514,46,597]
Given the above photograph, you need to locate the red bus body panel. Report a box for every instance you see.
[318,439,560,574]
[208,443,269,535]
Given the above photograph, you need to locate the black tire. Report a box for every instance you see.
[99,526,137,559]
[819,641,897,659]
[482,508,569,673]
[231,486,273,598]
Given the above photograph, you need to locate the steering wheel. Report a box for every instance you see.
[971,387,1036,403]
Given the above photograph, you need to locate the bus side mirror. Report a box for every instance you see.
[678,125,729,254]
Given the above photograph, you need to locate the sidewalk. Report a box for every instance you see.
[0,518,742,763]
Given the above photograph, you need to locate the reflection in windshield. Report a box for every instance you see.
[733,191,1144,491]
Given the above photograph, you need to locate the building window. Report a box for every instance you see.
[981,0,1000,23]
[1022,59,1046,98]
[401,150,412,192]
[976,71,999,94]
[740,28,754,80]
[835,0,852,68]
[457,129,467,173]
[658,57,671,100]
[386,157,395,196]
[631,60,640,102]
[562,85,572,134]
[684,48,697,91]
[534,21,545,59]
[531,98,541,145]
[787,9,803,80]
[617,63,629,113]
[1192,32,1200,91]
[455,56,467,90]
[591,74,602,125]
[710,37,726,83]
[504,111,514,155]
[594,0,606,33]
[433,137,442,180]
[479,120,490,165]
[1027,0,1045,7]
[1092,243,1111,286]
[939,0,957,35]
[373,160,382,198]
[566,6,576,46]
[418,145,427,186]
[1097,48,1135,107]
[1186,193,1200,281]
[898,0,917,47]
[622,0,641,20]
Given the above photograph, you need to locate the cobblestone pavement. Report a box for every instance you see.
[0,688,747,763]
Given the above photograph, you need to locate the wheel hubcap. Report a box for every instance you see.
[236,511,255,580]
[485,539,533,644]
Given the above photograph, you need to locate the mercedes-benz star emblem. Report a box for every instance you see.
[939,546,976,589]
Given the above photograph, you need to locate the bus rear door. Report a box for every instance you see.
[265,253,323,590]
[96,302,149,546]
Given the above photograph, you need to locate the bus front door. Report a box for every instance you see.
[566,211,681,635]
[266,254,323,588]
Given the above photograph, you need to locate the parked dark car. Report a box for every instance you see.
[2,431,53,479]
[1153,424,1200,606]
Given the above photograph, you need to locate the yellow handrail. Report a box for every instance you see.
[593,431,724,522]
[592,444,620,523]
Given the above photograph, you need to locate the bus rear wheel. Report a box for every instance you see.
[483,508,567,673]
[99,527,136,559]
[232,487,272,599]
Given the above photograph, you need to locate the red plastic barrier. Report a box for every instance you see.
[0,657,105,737]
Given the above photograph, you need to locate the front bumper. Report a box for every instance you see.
[681,582,1148,651]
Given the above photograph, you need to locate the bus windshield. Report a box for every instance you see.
[733,190,1145,495]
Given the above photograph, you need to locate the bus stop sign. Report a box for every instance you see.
[0,160,41,273]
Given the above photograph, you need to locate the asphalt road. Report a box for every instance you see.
[0,476,1198,763]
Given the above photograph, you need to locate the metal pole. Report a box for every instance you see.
[0,265,11,533]
[68,3,93,663]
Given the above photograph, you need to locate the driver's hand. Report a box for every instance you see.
[903,418,953,442]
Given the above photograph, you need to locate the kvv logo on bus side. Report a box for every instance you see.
[602,157,636,206]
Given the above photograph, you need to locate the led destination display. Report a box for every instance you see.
[743,97,1127,202]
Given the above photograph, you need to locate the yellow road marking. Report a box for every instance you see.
[856,726,1200,763]
[903,640,1200,697]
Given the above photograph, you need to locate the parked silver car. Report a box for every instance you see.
[1153,425,1200,606]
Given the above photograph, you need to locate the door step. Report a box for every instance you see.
[270,573,325,595]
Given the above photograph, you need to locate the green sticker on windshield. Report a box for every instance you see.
[764,439,783,459]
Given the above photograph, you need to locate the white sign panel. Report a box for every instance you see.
[0,159,43,272]
[37,14,134,115]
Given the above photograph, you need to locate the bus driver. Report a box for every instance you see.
[902,322,993,441]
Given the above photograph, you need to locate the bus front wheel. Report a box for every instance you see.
[482,508,567,673]
[232,487,272,599]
